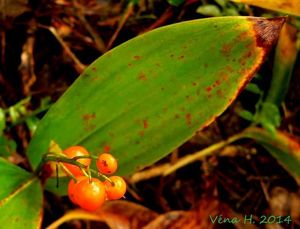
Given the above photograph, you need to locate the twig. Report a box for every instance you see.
[45,25,86,73]
[106,2,134,51]
[72,0,106,52]
[77,14,106,52]
[141,6,173,34]
[129,163,172,183]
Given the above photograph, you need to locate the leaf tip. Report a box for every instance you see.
[250,17,286,49]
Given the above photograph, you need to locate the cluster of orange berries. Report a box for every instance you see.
[62,146,126,211]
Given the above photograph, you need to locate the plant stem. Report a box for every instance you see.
[35,153,87,176]
[89,168,112,183]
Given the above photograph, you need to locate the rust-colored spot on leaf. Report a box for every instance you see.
[174,114,180,119]
[178,55,184,60]
[213,79,222,87]
[217,89,223,97]
[185,113,192,126]
[219,71,229,82]
[133,55,141,60]
[139,130,145,137]
[206,86,212,92]
[84,123,96,131]
[91,67,97,71]
[221,43,233,57]
[180,107,186,112]
[138,72,148,81]
[250,17,285,49]
[82,113,96,121]
[128,63,133,67]
[235,31,249,42]
[82,113,96,131]
[143,119,148,129]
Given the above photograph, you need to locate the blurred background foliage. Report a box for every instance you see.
[1,0,300,228]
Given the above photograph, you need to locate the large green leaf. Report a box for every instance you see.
[0,158,43,228]
[27,17,284,176]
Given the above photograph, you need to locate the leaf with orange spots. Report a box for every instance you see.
[27,17,284,177]
[231,0,300,16]
[0,158,43,227]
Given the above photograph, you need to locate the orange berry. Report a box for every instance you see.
[74,177,106,211]
[104,176,126,200]
[63,146,91,176]
[96,153,118,175]
[67,176,86,204]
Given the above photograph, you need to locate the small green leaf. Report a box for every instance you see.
[0,135,17,157]
[223,7,239,16]
[27,17,284,176]
[167,0,185,7]
[25,116,40,134]
[0,108,5,132]
[255,102,281,134]
[197,5,222,16]
[245,83,261,94]
[215,0,227,8]
[0,158,43,227]
[238,110,254,121]
[8,107,20,124]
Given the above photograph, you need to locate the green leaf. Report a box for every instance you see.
[197,5,222,17]
[25,116,40,135]
[0,158,42,228]
[223,7,239,16]
[215,0,227,8]
[167,0,185,7]
[238,109,254,121]
[45,176,69,196]
[242,127,300,183]
[0,108,5,132]
[245,83,261,94]
[0,135,17,157]
[254,102,281,134]
[27,17,284,176]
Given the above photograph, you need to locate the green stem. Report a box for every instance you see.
[90,168,112,183]
[35,153,88,176]
[58,162,77,181]
[72,155,92,160]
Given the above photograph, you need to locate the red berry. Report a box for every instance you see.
[74,177,106,211]
[63,146,91,176]
[96,153,118,175]
[67,176,86,204]
[104,176,126,200]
